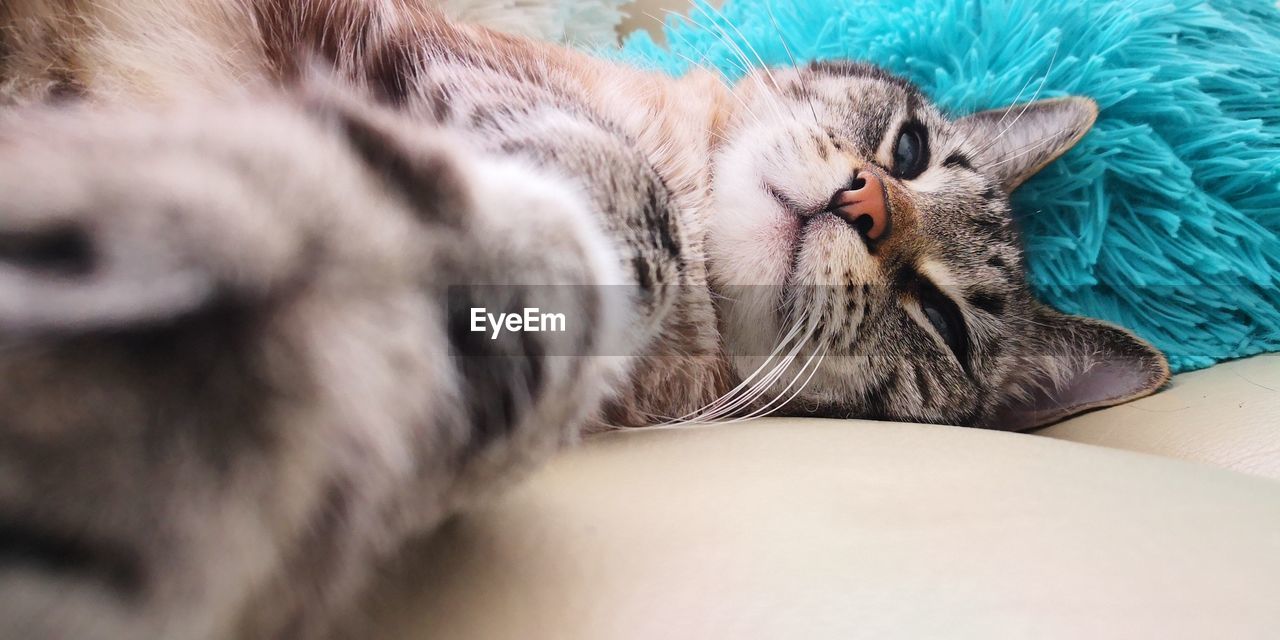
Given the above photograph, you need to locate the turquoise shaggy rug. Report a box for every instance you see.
[614,0,1280,372]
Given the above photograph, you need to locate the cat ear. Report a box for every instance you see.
[955,97,1098,192]
[985,305,1170,430]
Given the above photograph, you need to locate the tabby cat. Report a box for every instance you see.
[0,1,1168,637]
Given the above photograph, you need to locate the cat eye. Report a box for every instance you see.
[891,123,929,180]
[917,282,969,371]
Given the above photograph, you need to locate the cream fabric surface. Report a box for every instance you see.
[353,410,1280,640]
[363,6,1280,637]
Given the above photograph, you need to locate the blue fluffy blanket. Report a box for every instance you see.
[614,0,1280,372]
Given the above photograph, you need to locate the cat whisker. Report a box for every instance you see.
[662,8,751,75]
[715,341,828,425]
[997,67,1039,128]
[687,307,823,422]
[678,317,814,423]
[677,7,788,123]
[663,46,765,128]
[702,3,780,91]
[972,44,1060,160]
[653,312,808,425]
[986,132,1062,168]
[698,3,799,123]
[668,354,800,426]
[658,10,762,106]
[942,46,1026,154]
[763,0,820,127]
[670,307,819,425]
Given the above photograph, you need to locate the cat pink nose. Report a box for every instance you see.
[831,170,890,242]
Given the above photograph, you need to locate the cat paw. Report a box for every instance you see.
[0,95,632,639]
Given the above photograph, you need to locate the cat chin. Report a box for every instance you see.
[706,137,797,286]
[706,195,795,289]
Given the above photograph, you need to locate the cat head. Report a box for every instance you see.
[706,61,1168,429]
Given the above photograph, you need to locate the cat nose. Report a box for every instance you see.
[830,170,890,242]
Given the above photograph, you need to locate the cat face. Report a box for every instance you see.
[707,61,1168,429]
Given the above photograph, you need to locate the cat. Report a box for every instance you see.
[0,0,1169,638]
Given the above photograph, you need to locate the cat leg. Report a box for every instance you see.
[0,93,628,639]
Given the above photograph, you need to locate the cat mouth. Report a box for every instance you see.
[762,182,872,310]
[765,182,831,256]
[766,183,869,247]
[764,183,825,219]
